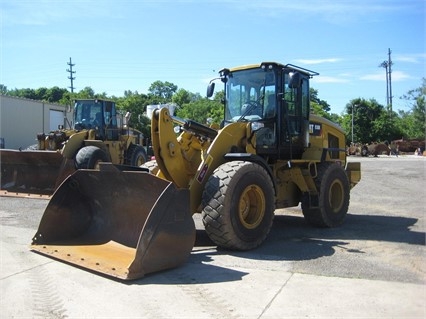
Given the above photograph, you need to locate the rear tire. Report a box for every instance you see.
[75,146,109,169]
[202,161,275,250]
[302,163,350,227]
[126,144,147,166]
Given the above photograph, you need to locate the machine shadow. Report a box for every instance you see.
[131,212,424,285]
[194,211,424,262]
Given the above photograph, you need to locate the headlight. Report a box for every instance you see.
[251,122,264,132]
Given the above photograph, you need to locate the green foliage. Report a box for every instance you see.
[0,84,7,95]
[341,98,403,144]
[175,93,223,126]
[148,80,178,101]
[116,90,151,137]
[309,88,340,122]
[310,88,330,112]
[397,78,425,139]
[172,88,192,106]
[3,86,68,103]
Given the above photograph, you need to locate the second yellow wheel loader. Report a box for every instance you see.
[31,62,361,280]
[1,99,147,196]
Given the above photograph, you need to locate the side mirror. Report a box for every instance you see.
[289,72,302,89]
[206,82,215,98]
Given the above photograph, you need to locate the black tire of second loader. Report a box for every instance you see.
[126,144,148,166]
[75,146,109,169]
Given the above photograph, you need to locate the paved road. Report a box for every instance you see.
[1,155,425,318]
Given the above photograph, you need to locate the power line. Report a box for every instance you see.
[66,57,76,93]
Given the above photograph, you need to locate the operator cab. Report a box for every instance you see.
[73,99,119,140]
[208,62,318,161]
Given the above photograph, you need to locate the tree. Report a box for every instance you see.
[342,98,402,144]
[172,88,192,106]
[175,92,223,126]
[0,84,7,95]
[116,90,150,138]
[44,87,68,102]
[35,87,48,100]
[309,88,340,122]
[58,91,75,106]
[10,88,37,100]
[398,78,426,139]
[148,81,178,101]
[310,88,330,112]
[76,87,95,99]
[209,90,225,124]
[371,109,402,142]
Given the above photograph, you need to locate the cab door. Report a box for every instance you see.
[278,72,310,159]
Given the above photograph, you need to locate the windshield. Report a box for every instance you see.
[225,67,276,122]
[74,100,103,130]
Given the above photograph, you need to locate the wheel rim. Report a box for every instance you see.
[329,179,344,213]
[238,185,265,229]
[94,160,102,170]
[136,155,146,166]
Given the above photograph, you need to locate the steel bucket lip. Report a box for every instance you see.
[31,240,137,280]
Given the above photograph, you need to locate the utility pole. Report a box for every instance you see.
[379,48,393,114]
[351,104,358,144]
[379,60,389,107]
[66,57,76,93]
[388,48,393,113]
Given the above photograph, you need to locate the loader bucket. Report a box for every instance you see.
[31,163,195,280]
[0,149,74,196]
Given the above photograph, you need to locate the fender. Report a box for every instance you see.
[223,153,277,194]
[61,130,90,159]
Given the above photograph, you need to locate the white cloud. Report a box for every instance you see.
[312,76,349,83]
[294,58,342,65]
[236,0,421,14]
[1,0,117,27]
[360,72,385,81]
[391,71,411,81]
[394,53,426,64]
[360,70,410,81]
[228,0,422,24]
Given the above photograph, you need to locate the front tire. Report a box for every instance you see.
[75,146,109,169]
[202,161,275,250]
[302,163,350,227]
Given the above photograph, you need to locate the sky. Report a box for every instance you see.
[1,0,425,114]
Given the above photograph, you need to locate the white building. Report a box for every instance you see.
[0,95,73,149]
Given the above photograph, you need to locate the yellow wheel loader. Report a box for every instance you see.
[1,99,147,196]
[31,62,361,280]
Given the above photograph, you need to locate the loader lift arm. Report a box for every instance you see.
[150,108,217,188]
